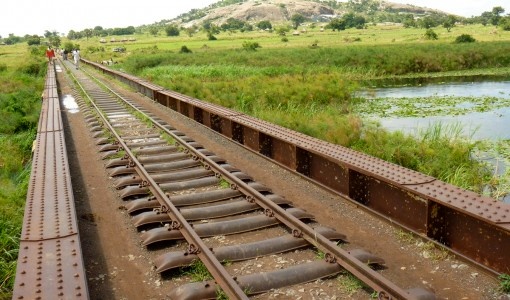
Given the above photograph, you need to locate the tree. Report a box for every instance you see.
[83,29,93,40]
[480,11,493,26]
[257,20,272,30]
[291,13,306,29]
[491,6,505,25]
[418,16,436,29]
[49,35,61,48]
[342,12,366,29]
[184,25,198,37]
[165,25,180,36]
[402,14,416,28]
[242,41,261,51]
[275,26,290,36]
[26,35,41,46]
[454,34,476,43]
[424,29,438,40]
[221,18,246,31]
[443,15,456,32]
[500,17,510,31]
[148,26,159,36]
[327,18,346,31]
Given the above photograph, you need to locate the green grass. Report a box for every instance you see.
[500,273,510,293]
[181,259,213,282]
[337,270,365,296]
[0,43,45,298]
[85,24,508,195]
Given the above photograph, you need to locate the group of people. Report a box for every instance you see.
[46,47,80,69]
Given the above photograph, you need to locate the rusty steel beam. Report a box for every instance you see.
[13,63,89,300]
[82,59,510,275]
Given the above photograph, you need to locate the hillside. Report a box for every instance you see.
[173,0,450,27]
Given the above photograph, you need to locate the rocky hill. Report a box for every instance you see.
[173,0,449,27]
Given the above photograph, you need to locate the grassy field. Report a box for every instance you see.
[82,23,510,193]
[0,44,45,298]
[0,22,509,297]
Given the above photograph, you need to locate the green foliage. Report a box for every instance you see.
[63,42,78,52]
[327,18,346,31]
[257,20,272,30]
[181,260,213,282]
[424,29,438,40]
[18,61,46,77]
[207,32,217,41]
[221,18,252,32]
[499,273,510,293]
[327,13,366,31]
[275,26,291,36]
[291,13,306,29]
[242,41,261,51]
[455,34,476,43]
[148,26,159,36]
[179,45,192,54]
[443,15,457,32]
[0,45,44,298]
[165,25,180,37]
[337,271,365,296]
[500,17,510,31]
[26,35,41,46]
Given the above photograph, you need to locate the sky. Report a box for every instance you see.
[1,0,509,38]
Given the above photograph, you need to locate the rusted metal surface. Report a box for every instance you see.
[81,59,510,274]
[155,227,346,272]
[72,60,443,299]
[13,63,89,300]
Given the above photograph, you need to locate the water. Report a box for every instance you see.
[62,95,79,113]
[359,80,510,141]
[361,81,510,100]
[358,78,510,203]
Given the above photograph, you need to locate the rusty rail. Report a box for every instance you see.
[87,70,425,299]
[83,58,510,275]
[12,63,89,299]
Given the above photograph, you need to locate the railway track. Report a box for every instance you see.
[13,57,509,299]
[61,58,437,300]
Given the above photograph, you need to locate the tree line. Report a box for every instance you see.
[1,3,509,46]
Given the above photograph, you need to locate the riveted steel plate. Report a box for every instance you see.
[230,114,435,186]
[13,236,88,300]
[22,130,78,240]
[409,180,510,224]
[38,96,63,133]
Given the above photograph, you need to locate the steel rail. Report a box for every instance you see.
[85,69,422,299]
[67,68,249,299]
[82,59,510,276]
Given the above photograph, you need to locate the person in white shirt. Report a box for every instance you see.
[72,49,80,69]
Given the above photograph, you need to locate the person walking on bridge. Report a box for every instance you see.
[72,49,80,69]
[46,47,55,64]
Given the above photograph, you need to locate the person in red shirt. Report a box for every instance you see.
[46,47,55,64]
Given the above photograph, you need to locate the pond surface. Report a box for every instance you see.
[358,77,510,203]
[359,79,510,140]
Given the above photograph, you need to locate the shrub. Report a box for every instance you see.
[424,29,438,40]
[165,25,180,37]
[242,41,261,51]
[207,32,217,40]
[180,45,192,54]
[455,34,476,43]
[281,37,289,42]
